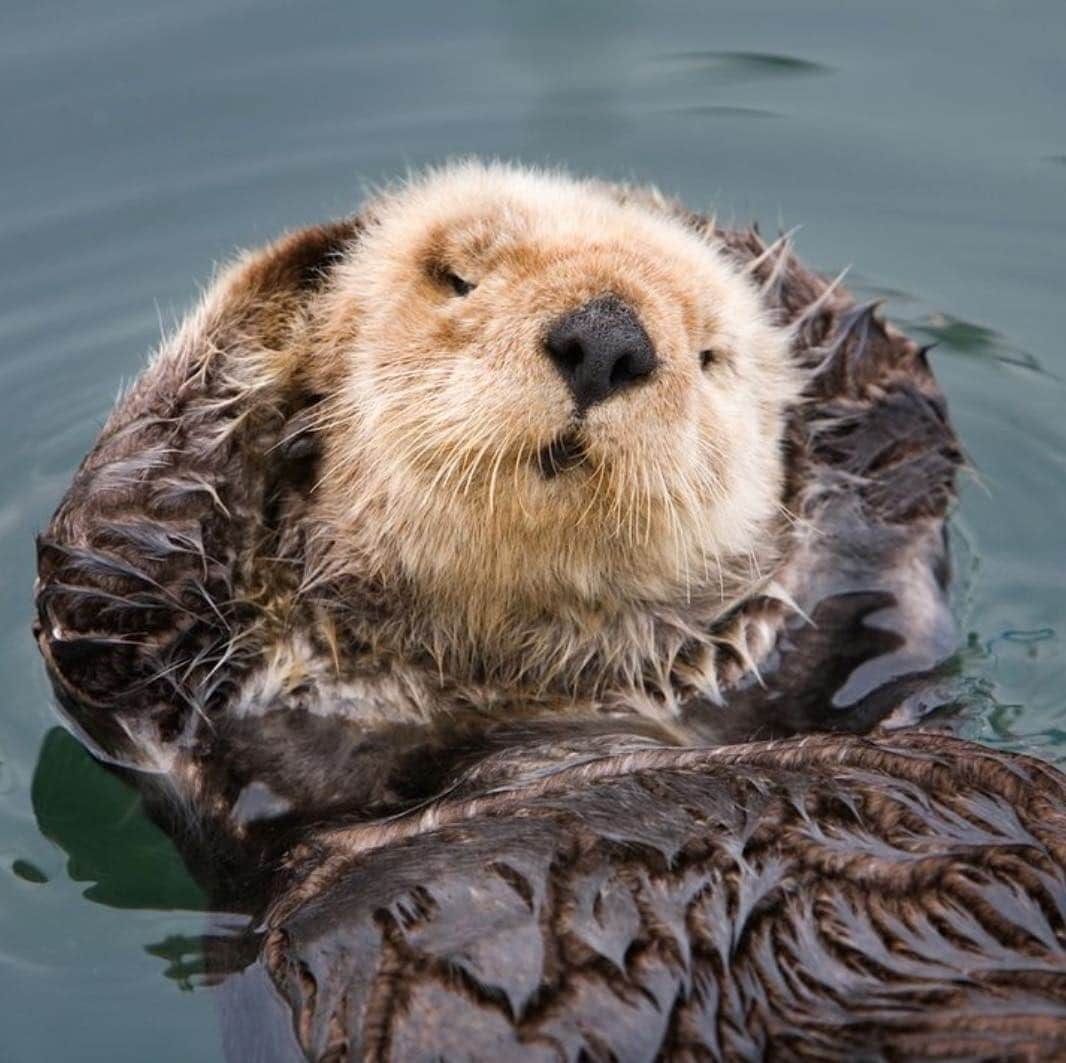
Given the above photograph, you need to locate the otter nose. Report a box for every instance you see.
[545,295,658,411]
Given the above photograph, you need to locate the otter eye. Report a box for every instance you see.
[443,270,475,297]
[700,349,717,370]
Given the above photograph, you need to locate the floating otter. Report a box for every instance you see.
[32,162,1065,1058]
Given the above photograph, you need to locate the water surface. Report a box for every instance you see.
[2,1,1064,1059]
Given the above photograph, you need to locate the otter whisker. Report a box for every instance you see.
[637,449,652,551]
[486,429,516,517]
[660,469,690,600]
[456,432,500,499]
[574,449,609,528]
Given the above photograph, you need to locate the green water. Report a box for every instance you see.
[1,1,1064,1059]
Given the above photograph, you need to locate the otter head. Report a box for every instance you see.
[306,162,801,692]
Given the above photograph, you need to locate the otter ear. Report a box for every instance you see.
[237,217,362,304]
[236,217,365,400]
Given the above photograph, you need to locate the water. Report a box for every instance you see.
[1,1,1064,1058]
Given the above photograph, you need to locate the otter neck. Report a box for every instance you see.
[309,539,775,715]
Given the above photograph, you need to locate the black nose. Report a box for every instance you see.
[544,295,658,411]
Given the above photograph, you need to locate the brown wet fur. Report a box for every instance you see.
[256,732,1066,1062]
[31,162,1065,1059]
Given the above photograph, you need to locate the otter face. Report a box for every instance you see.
[311,162,800,637]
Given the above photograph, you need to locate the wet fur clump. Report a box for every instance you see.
[254,732,1066,1062]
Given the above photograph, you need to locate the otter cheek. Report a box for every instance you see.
[712,399,779,544]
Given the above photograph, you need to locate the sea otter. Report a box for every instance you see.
[33,162,1065,1058]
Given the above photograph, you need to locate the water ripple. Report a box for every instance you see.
[661,50,833,79]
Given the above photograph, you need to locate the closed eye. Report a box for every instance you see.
[443,270,475,296]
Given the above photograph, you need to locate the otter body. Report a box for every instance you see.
[34,163,1066,1059]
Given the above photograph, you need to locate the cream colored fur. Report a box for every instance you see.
[279,161,802,708]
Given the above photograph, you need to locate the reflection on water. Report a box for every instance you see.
[2,1,1065,1060]
[913,315,1046,375]
[31,730,205,912]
